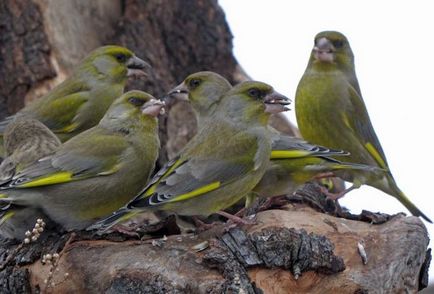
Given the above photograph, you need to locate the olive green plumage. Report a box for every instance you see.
[168,71,232,125]
[0,91,163,233]
[0,45,149,153]
[0,118,60,239]
[295,31,431,222]
[167,71,379,200]
[91,80,291,230]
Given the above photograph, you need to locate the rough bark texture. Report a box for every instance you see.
[0,0,430,293]
[0,198,429,293]
[0,0,298,165]
[0,0,56,117]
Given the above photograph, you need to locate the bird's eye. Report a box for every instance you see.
[248,88,263,99]
[128,97,145,106]
[115,53,127,63]
[189,79,201,89]
[333,40,344,48]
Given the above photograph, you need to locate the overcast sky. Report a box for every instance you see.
[219,0,433,283]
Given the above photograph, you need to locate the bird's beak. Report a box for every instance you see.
[141,99,166,117]
[313,37,335,63]
[126,55,151,77]
[166,82,189,101]
[264,91,291,114]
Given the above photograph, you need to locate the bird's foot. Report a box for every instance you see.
[320,184,356,201]
[217,210,257,226]
[260,195,289,209]
[192,216,219,232]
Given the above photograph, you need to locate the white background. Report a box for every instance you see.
[220,0,433,284]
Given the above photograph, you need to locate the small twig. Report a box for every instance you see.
[0,218,46,270]
[43,232,76,291]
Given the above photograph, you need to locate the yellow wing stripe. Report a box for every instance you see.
[0,211,15,226]
[56,122,79,133]
[145,159,184,197]
[270,150,311,159]
[167,181,221,203]
[342,113,351,129]
[365,142,387,169]
[0,194,7,199]
[20,171,73,188]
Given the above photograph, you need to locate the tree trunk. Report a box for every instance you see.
[0,0,430,293]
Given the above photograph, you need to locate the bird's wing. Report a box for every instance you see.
[126,131,261,208]
[35,91,90,133]
[270,135,348,159]
[1,129,128,189]
[0,116,15,134]
[343,85,389,169]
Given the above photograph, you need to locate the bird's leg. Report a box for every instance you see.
[320,184,358,201]
[216,211,256,225]
[234,207,246,217]
[193,216,212,230]
[257,195,289,210]
[235,192,259,217]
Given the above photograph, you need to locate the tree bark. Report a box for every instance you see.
[0,0,430,293]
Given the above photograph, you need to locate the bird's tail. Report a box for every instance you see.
[326,158,385,173]
[377,174,432,223]
[87,207,139,232]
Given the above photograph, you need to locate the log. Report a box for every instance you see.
[0,196,429,293]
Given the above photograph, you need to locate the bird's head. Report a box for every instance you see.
[166,71,232,118]
[221,81,291,124]
[310,31,354,70]
[102,91,165,129]
[80,45,151,83]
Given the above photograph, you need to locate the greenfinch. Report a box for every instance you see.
[0,118,60,239]
[167,71,380,201]
[0,45,149,153]
[295,31,431,222]
[0,91,164,232]
[91,81,291,230]
[0,118,61,182]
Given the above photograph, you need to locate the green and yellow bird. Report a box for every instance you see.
[295,31,431,222]
[0,91,164,234]
[0,45,149,152]
[0,117,61,239]
[167,71,381,202]
[91,81,291,230]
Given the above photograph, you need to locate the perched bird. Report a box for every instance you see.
[168,71,232,125]
[0,118,61,240]
[0,45,150,153]
[167,71,380,202]
[0,91,164,232]
[91,81,291,230]
[295,31,431,222]
[0,118,61,182]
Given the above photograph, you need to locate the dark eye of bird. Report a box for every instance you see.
[248,88,263,100]
[115,53,127,63]
[128,97,146,107]
[189,79,201,89]
[333,40,344,48]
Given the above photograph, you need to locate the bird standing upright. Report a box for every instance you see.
[295,31,431,222]
[0,91,164,233]
[91,80,291,230]
[0,45,150,153]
